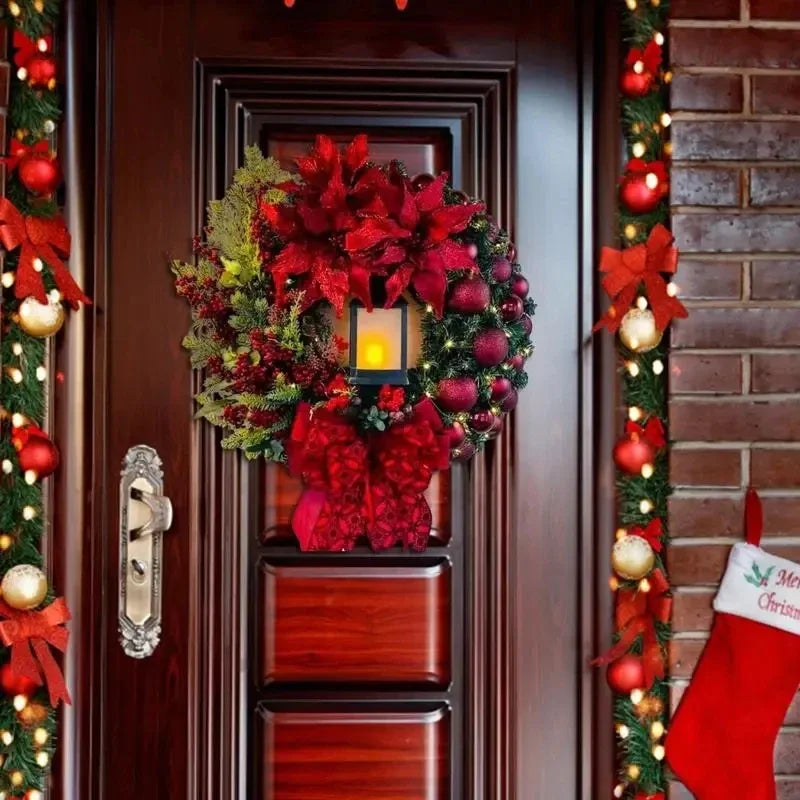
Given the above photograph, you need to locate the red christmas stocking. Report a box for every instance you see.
[667,489,800,799]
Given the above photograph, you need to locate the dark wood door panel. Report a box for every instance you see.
[259,560,452,686]
[260,706,450,800]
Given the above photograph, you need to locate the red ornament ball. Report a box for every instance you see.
[452,442,476,461]
[620,68,654,98]
[26,53,57,89]
[473,328,509,367]
[520,315,533,336]
[606,655,646,694]
[469,409,495,433]
[447,277,490,314]
[487,414,504,438]
[16,431,59,479]
[412,173,435,191]
[510,274,529,299]
[490,376,512,402]
[0,663,39,697]
[437,377,479,412]
[620,173,664,214]
[613,434,655,475]
[491,257,512,283]
[500,387,518,412]
[445,421,466,448]
[506,353,525,371]
[18,153,62,196]
[500,295,524,322]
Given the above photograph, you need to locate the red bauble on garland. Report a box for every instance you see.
[606,654,646,694]
[500,295,524,322]
[0,662,39,698]
[469,409,496,432]
[18,152,62,195]
[621,40,662,98]
[491,256,512,282]
[11,425,59,480]
[447,277,490,314]
[473,328,509,367]
[620,68,654,98]
[506,353,525,371]
[620,159,670,214]
[25,53,57,89]
[437,377,479,412]
[500,387,518,412]
[490,376,512,402]
[445,421,466,448]
[452,441,476,461]
[510,274,529,299]
[613,434,656,475]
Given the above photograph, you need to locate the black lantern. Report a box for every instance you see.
[348,298,409,386]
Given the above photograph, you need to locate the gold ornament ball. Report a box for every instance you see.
[619,308,663,353]
[1,564,48,610]
[611,535,655,581]
[18,295,65,338]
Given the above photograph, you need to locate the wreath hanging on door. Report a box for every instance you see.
[173,135,534,551]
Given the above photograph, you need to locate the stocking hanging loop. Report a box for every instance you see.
[745,487,763,546]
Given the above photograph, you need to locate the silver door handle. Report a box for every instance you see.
[118,445,172,658]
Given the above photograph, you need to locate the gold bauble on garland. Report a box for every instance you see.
[1,564,48,610]
[17,294,65,338]
[618,307,662,353]
[611,535,655,580]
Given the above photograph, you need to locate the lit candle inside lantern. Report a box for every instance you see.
[350,301,408,385]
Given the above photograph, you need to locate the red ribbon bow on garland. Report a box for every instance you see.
[592,567,671,689]
[626,417,666,450]
[594,223,685,334]
[1,139,50,172]
[630,518,664,553]
[12,31,52,68]
[0,197,90,308]
[0,596,71,707]
[626,40,662,75]
[287,398,451,551]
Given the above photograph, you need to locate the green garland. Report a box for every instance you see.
[0,1,76,795]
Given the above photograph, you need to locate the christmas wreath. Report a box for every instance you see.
[173,135,534,552]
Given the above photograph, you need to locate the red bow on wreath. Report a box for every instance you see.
[12,31,52,68]
[594,223,685,333]
[630,518,664,553]
[626,416,666,449]
[626,40,662,75]
[0,197,90,308]
[287,398,451,551]
[592,568,671,689]
[1,139,50,172]
[0,596,71,707]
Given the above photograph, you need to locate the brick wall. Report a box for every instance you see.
[668,1,800,797]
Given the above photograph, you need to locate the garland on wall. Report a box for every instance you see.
[173,135,533,552]
[592,2,684,799]
[0,0,86,795]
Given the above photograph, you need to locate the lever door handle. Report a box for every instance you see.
[118,445,173,658]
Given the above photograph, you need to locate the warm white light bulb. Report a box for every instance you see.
[22,506,36,521]
[32,258,43,273]
[35,366,47,381]
[24,470,37,485]
[631,688,645,705]
[12,694,27,712]
[652,359,664,375]
[11,343,22,356]
[641,463,655,479]
[651,720,665,739]
[660,112,672,127]
[653,744,666,761]
[667,282,678,297]
[0,730,12,746]
[9,368,23,384]
[1,460,12,475]
[640,499,654,514]
[618,724,630,739]
[645,172,660,190]
[628,406,643,422]
[1,271,15,288]
[636,296,649,311]
[11,413,25,428]
[639,578,652,592]
[633,59,644,74]
[627,361,640,377]
[632,141,646,158]
[654,31,665,46]
[16,67,27,81]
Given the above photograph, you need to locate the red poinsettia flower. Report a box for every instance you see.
[377,385,405,412]
[261,134,408,315]
[344,172,483,316]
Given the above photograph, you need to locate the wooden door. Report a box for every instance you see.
[53,1,599,798]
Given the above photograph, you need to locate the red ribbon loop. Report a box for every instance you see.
[0,197,90,308]
[2,139,50,172]
[0,596,71,707]
[287,398,450,551]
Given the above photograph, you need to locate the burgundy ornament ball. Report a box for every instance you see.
[411,173,435,191]
[620,174,663,214]
[506,353,525,371]
[500,388,518,412]
[520,314,533,336]
[18,153,61,196]
[500,295,524,322]
[437,377,479,412]
[445,421,466,448]
[510,274,529,299]
[473,328,509,367]
[490,376,512,402]
[606,655,646,694]
[469,409,495,433]
[452,442,476,462]
[491,256,512,283]
[26,54,57,89]
[447,277,490,314]
[487,414,504,438]
[507,243,517,262]
[0,663,39,698]
[613,434,655,475]
[620,69,654,98]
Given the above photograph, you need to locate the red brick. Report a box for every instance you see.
[669,494,741,537]
[672,589,715,632]
[670,399,800,441]
[762,496,800,535]
[671,166,741,207]
[670,0,740,18]
[671,448,741,487]
[672,308,800,349]
[786,693,800,725]
[776,731,800,774]
[671,353,742,393]
[752,448,800,488]
[778,779,800,799]
[671,73,743,112]
[752,261,800,300]
[669,543,732,584]
[672,28,800,69]
[753,75,800,115]
[751,0,800,19]
[677,260,742,300]
[753,353,800,393]
[673,213,800,253]
[751,168,800,207]
[672,120,800,161]
[669,637,708,677]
